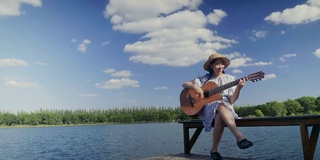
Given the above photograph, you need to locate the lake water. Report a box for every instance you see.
[0,123,319,160]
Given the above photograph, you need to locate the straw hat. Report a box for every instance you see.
[203,53,230,71]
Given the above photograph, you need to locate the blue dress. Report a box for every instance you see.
[194,73,239,132]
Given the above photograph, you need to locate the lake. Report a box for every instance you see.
[0,123,319,160]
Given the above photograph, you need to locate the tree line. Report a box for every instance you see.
[0,107,190,126]
[0,95,319,126]
[235,96,320,117]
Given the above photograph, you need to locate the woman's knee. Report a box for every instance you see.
[217,104,228,112]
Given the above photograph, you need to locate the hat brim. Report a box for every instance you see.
[203,57,230,71]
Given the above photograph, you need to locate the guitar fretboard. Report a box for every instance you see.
[208,77,247,96]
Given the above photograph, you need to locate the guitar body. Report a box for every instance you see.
[180,71,265,116]
[180,81,222,116]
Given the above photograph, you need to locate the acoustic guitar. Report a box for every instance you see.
[180,71,265,116]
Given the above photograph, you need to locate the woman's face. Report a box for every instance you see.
[211,58,225,76]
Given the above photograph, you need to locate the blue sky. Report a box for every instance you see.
[1,0,320,113]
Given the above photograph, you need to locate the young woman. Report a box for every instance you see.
[182,53,253,160]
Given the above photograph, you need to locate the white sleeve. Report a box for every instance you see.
[194,77,202,87]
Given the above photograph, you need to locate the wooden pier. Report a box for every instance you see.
[143,153,247,160]
[179,115,320,160]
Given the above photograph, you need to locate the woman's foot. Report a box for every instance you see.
[210,150,222,160]
[237,138,253,149]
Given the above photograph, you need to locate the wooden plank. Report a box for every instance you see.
[179,115,320,160]
[188,128,203,153]
[300,124,311,160]
[179,115,320,128]
[183,124,190,154]
[143,153,247,160]
[309,125,320,159]
[183,123,203,154]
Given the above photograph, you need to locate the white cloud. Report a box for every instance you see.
[103,68,116,74]
[101,41,110,46]
[4,79,40,88]
[225,53,272,68]
[309,0,320,6]
[111,70,133,78]
[78,39,91,53]
[33,61,48,66]
[255,31,268,38]
[283,53,297,58]
[226,52,242,59]
[229,57,253,68]
[154,86,169,90]
[0,58,28,67]
[0,0,42,16]
[104,0,236,67]
[111,10,207,33]
[263,73,277,80]
[79,93,98,97]
[95,78,139,89]
[250,30,268,41]
[98,69,139,89]
[279,53,297,62]
[104,69,133,78]
[265,0,320,25]
[313,48,320,58]
[104,0,201,23]
[232,69,243,74]
[207,9,227,25]
[279,65,289,68]
[226,53,253,68]
[125,27,237,67]
[251,61,273,66]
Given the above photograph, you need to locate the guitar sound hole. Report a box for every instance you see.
[204,91,209,98]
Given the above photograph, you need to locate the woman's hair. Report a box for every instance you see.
[208,59,225,75]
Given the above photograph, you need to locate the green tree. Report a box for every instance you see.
[96,114,107,123]
[284,99,304,115]
[315,96,320,111]
[1,113,18,126]
[39,113,55,125]
[254,109,264,117]
[235,106,257,117]
[17,111,29,125]
[159,112,172,122]
[63,113,80,124]
[266,101,287,117]
[296,96,316,114]
[77,112,89,123]
[26,113,41,125]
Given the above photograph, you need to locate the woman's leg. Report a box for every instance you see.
[216,104,245,141]
[211,112,225,152]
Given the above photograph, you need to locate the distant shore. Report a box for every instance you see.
[0,123,114,129]
[0,121,170,129]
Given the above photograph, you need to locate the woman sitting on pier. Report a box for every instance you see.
[182,53,253,160]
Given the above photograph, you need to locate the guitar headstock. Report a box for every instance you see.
[246,71,265,82]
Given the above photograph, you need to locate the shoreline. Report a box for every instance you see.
[0,121,174,129]
[0,123,114,129]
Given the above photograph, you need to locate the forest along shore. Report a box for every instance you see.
[0,95,319,127]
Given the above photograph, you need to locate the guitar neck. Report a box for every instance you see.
[208,77,247,96]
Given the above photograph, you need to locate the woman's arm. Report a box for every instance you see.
[229,78,245,104]
[182,81,204,98]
